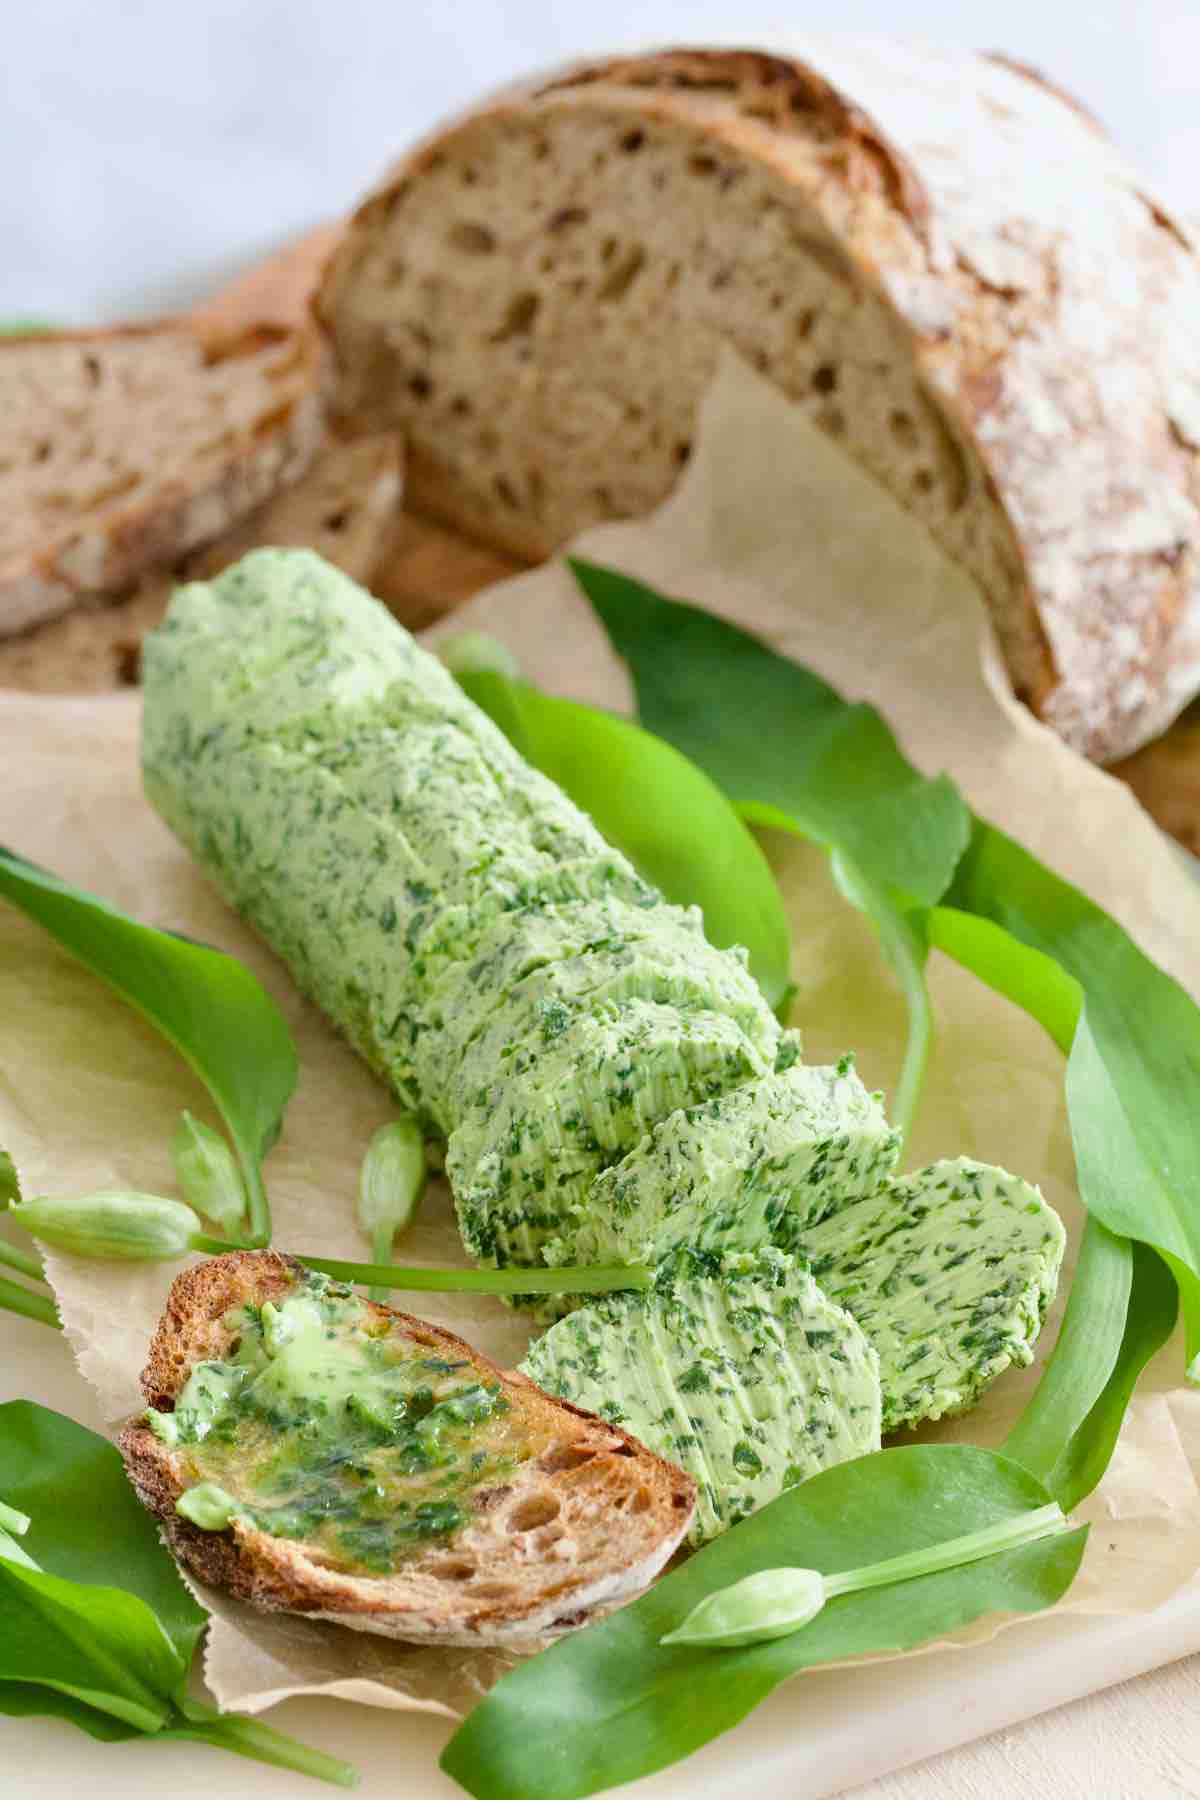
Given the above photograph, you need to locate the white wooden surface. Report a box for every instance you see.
[857,1658,1200,1799]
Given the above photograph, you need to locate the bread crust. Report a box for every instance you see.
[318,42,1200,763]
[119,1253,696,1647]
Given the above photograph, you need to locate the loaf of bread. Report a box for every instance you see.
[1,230,336,635]
[317,42,1200,763]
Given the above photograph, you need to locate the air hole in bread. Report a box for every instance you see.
[812,363,838,395]
[689,153,718,177]
[450,395,472,417]
[33,440,52,464]
[631,1486,652,1514]
[408,373,433,401]
[494,475,520,508]
[436,1560,476,1582]
[508,1491,562,1533]
[537,1444,595,1474]
[913,468,936,494]
[471,1581,517,1600]
[890,409,918,449]
[82,353,102,388]
[673,440,691,466]
[795,310,815,340]
[323,509,349,533]
[489,292,540,343]
[448,221,496,255]
[619,128,645,153]
[548,206,589,232]
[597,246,645,303]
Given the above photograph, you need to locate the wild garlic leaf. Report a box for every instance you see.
[570,559,968,1137]
[0,845,297,1246]
[442,1445,1086,1800]
[942,820,1200,1375]
[0,1402,205,1666]
[0,1557,183,1734]
[455,669,793,1013]
[570,558,971,907]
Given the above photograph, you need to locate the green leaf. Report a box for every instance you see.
[570,559,971,907]
[456,669,793,1011]
[944,822,1200,1371]
[0,1557,182,1733]
[298,1253,652,1296]
[0,1150,19,1206]
[0,1272,59,1329]
[570,559,970,1134]
[443,1445,1086,1800]
[0,1682,144,1742]
[0,1402,205,1668]
[0,845,297,1246]
[1043,1242,1178,1512]
[1003,1217,1132,1499]
[166,1699,360,1788]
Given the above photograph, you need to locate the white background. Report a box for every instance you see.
[3,0,1198,322]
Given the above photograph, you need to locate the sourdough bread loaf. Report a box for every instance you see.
[317,41,1200,762]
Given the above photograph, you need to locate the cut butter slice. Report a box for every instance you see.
[564,1058,901,1267]
[521,1248,881,1544]
[787,1157,1066,1431]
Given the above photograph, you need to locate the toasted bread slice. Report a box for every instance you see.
[119,1253,695,1647]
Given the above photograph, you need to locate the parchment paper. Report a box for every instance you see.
[5,351,1200,1719]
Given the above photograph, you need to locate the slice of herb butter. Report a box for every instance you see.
[427,929,777,1125]
[784,1157,1067,1431]
[148,1270,554,1574]
[521,1248,881,1544]
[449,1003,768,1266]
[559,1056,901,1269]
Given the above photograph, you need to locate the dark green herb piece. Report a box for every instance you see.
[442,1446,1086,1800]
[0,845,297,1246]
[455,668,793,1013]
[0,1403,356,1785]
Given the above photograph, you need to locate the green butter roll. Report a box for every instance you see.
[142,549,897,1275]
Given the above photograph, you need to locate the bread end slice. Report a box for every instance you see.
[119,1253,695,1647]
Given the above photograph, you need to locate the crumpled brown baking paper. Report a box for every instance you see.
[4,351,1200,1720]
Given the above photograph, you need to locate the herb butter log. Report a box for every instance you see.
[142,548,900,1278]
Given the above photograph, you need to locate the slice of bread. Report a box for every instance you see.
[0,229,337,637]
[119,1252,696,1647]
[316,44,1200,763]
[186,431,403,584]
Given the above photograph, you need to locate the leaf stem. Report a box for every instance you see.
[0,1234,46,1283]
[822,1502,1068,1599]
[167,1699,358,1788]
[0,1271,60,1329]
[298,1254,653,1296]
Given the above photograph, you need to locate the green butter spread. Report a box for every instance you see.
[782,1157,1067,1431]
[149,1272,551,1575]
[522,1248,881,1544]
